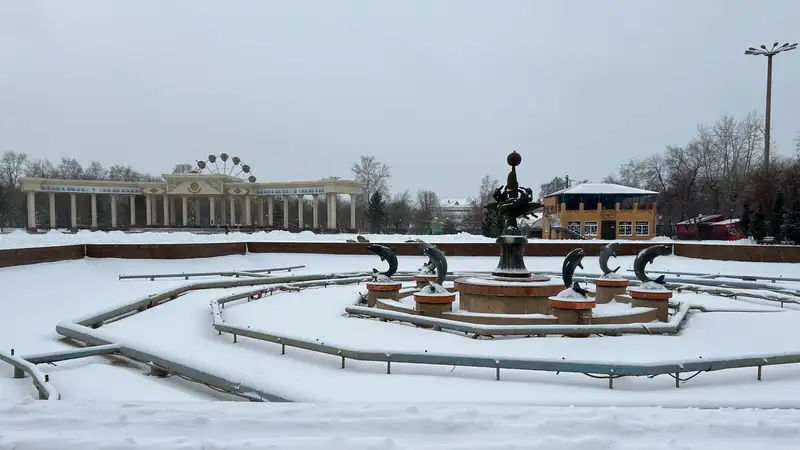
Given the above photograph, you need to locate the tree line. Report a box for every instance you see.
[603,112,800,243]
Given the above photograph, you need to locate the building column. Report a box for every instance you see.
[48,192,56,229]
[194,198,201,226]
[283,197,289,229]
[229,196,237,225]
[145,195,152,225]
[90,193,98,229]
[326,192,337,230]
[244,195,252,226]
[258,198,264,226]
[267,196,274,226]
[312,195,319,229]
[349,194,357,230]
[170,198,176,225]
[70,193,78,228]
[129,195,137,227]
[163,194,170,227]
[182,196,189,226]
[209,197,216,225]
[110,195,118,229]
[26,191,35,231]
[297,195,304,229]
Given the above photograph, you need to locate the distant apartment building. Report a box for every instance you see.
[541,183,658,240]
[437,198,473,223]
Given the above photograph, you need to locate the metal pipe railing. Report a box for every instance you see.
[209,298,792,389]
[55,321,291,402]
[627,269,800,284]
[0,350,59,400]
[118,265,306,280]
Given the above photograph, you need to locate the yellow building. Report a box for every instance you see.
[541,183,658,240]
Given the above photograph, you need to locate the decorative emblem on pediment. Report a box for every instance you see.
[167,180,181,192]
[188,181,201,194]
[207,180,222,192]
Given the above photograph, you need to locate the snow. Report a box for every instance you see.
[2,248,800,442]
[0,228,779,249]
[2,401,800,449]
[599,271,626,280]
[544,183,659,197]
[460,276,565,287]
[631,281,671,292]
[593,301,654,317]
[552,286,591,301]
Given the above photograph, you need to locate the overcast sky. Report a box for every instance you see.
[1,0,798,199]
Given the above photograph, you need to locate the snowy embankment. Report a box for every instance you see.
[1,400,798,449]
[0,228,757,249]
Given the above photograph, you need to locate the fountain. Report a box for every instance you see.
[454,152,564,314]
[593,242,630,303]
[628,245,673,321]
[364,244,402,307]
[548,249,596,332]
[413,242,456,317]
[413,240,440,288]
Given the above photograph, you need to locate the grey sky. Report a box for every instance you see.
[1,0,798,199]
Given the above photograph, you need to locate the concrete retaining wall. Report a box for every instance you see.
[0,241,796,268]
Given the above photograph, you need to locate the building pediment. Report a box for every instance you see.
[167,179,223,195]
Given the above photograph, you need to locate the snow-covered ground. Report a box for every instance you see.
[1,250,799,446]
[0,228,757,249]
[2,401,799,449]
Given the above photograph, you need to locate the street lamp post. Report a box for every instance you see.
[744,42,797,170]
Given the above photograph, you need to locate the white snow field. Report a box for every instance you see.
[1,240,799,448]
[0,228,753,249]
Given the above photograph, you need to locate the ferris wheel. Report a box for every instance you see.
[195,153,257,183]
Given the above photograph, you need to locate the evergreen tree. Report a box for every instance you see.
[782,201,800,244]
[739,203,751,237]
[751,204,767,242]
[442,216,458,234]
[770,193,785,241]
[366,191,386,233]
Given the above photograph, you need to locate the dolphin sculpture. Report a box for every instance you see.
[416,240,437,274]
[633,245,671,285]
[422,244,448,289]
[562,248,589,297]
[598,242,621,275]
[365,244,399,280]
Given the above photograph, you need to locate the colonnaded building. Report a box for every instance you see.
[19,154,363,232]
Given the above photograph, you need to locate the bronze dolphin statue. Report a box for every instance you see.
[422,244,448,287]
[599,242,621,275]
[633,245,671,284]
[562,248,589,297]
[366,244,398,279]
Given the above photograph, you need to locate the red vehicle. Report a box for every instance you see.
[676,215,746,241]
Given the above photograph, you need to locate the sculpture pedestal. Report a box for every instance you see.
[593,278,630,304]
[629,285,673,322]
[549,294,596,337]
[455,276,561,314]
[366,281,402,307]
[414,291,456,317]
[492,234,530,278]
[413,273,438,289]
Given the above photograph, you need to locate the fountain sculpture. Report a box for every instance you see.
[593,242,630,303]
[454,152,563,314]
[628,245,673,321]
[413,242,456,316]
[548,248,596,329]
[364,244,402,307]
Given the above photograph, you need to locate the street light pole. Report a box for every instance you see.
[744,42,797,170]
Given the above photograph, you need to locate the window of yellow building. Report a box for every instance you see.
[584,221,598,236]
[619,221,632,237]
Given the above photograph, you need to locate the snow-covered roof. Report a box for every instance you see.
[676,214,723,225]
[709,218,740,225]
[544,183,659,197]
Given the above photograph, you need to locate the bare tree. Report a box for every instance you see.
[414,189,439,231]
[386,190,413,232]
[172,163,195,173]
[0,151,28,186]
[83,161,107,180]
[350,155,390,207]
